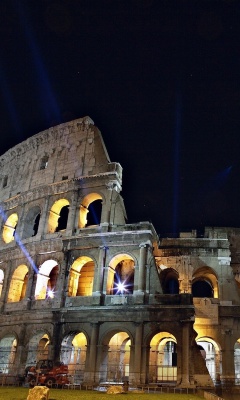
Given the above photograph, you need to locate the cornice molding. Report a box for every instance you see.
[0,238,63,263]
[1,170,121,211]
[0,117,94,167]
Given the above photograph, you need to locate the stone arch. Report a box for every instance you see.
[26,332,50,367]
[0,334,17,373]
[68,256,94,297]
[47,198,70,233]
[60,331,88,377]
[7,264,29,302]
[159,267,179,294]
[78,193,102,228]
[192,266,219,298]
[196,337,222,384]
[0,269,4,297]
[99,329,133,383]
[234,338,240,384]
[2,213,18,244]
[22,205,41,239]
[148,332,177,383]
[35,260,59,300]
[106,253,135,295]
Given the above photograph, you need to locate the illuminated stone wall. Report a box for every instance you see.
[0,118,219,389]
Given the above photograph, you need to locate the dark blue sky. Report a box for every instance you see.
[0,0,240,236]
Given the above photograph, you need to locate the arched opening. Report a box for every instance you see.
[192,280,213,297]
[196,337,221,384]
[47,199,70,233]
[106,254,135,295]
[78,193,102,228]
[7,264,29,302]
[100,331,131,383]
[39,155,49,170]
[60,332,87,381]
[22,206,41,239]
[0,269,4,297]
[86,200,102,227]
[149,332,177,383]
[159,268,179,294]
[34,260,59,300]
[0,335,17,373]
[56,205,69,232]
[192,267,218,298]
[2,213,18,244]
[68,257,94,297]
[26,333,50,367]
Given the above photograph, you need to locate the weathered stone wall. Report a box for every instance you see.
[0,117,232,389]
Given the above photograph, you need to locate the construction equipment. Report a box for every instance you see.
[26,360,69,388]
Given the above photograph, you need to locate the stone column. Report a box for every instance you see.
[14,324,27,375]
[25,270,35,309]
[28,273,38,303]
[51,323,63,363]
[221,330,235,388]
[180,321,191,387]
[47,344,54,361]
[16,203,26,239]
[138,244,148,292]
[142,345,150,383]
[86,323,99,382]
[0,260,12,311]
[39,196,50,238]
[133,323,143,384]
[95,345,109,383]
[66,191,78,235]
[93,246,108,295]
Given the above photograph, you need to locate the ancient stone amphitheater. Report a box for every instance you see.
[0,116,240,391]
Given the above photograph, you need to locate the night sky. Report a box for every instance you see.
[0,0,240,236]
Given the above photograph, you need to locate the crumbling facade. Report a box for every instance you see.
[0,117,239,389]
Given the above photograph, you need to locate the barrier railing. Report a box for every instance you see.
[204,391,225,400]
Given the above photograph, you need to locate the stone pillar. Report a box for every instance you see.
[16,203,27,239]
[14,325,28,375]
[39,196,50,238]
[142,345,150,383]
[180,321,191,387]
[47,344,54,360]
[221,330,235,388]
[51,323,63,363]
[133,323,143,384]
[66,191,78,235]
[86,323,99,382]
[93,246,108,295]
[25,270,35,309]
[94,344,109,383]
[28,273,38,303]
[138,244,148,292]
[0,260,12,311]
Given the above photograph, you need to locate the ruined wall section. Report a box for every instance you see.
[0,117,115,203]
[154,230,240,303]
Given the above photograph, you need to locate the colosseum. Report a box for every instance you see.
[0,116,240,391]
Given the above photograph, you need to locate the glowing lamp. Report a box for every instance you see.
[47,289,54,299]
[117,282,125,294]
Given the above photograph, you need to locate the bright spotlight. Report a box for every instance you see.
[117,282,125,293]
[47,289,54,299]
[115,281,128,295]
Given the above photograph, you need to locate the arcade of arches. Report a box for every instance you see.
[0,252,239,387]
[0,119,240,390]
[3,327,240,387]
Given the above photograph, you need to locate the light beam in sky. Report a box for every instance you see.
[0,207,38,274]
[172,91,182,236]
